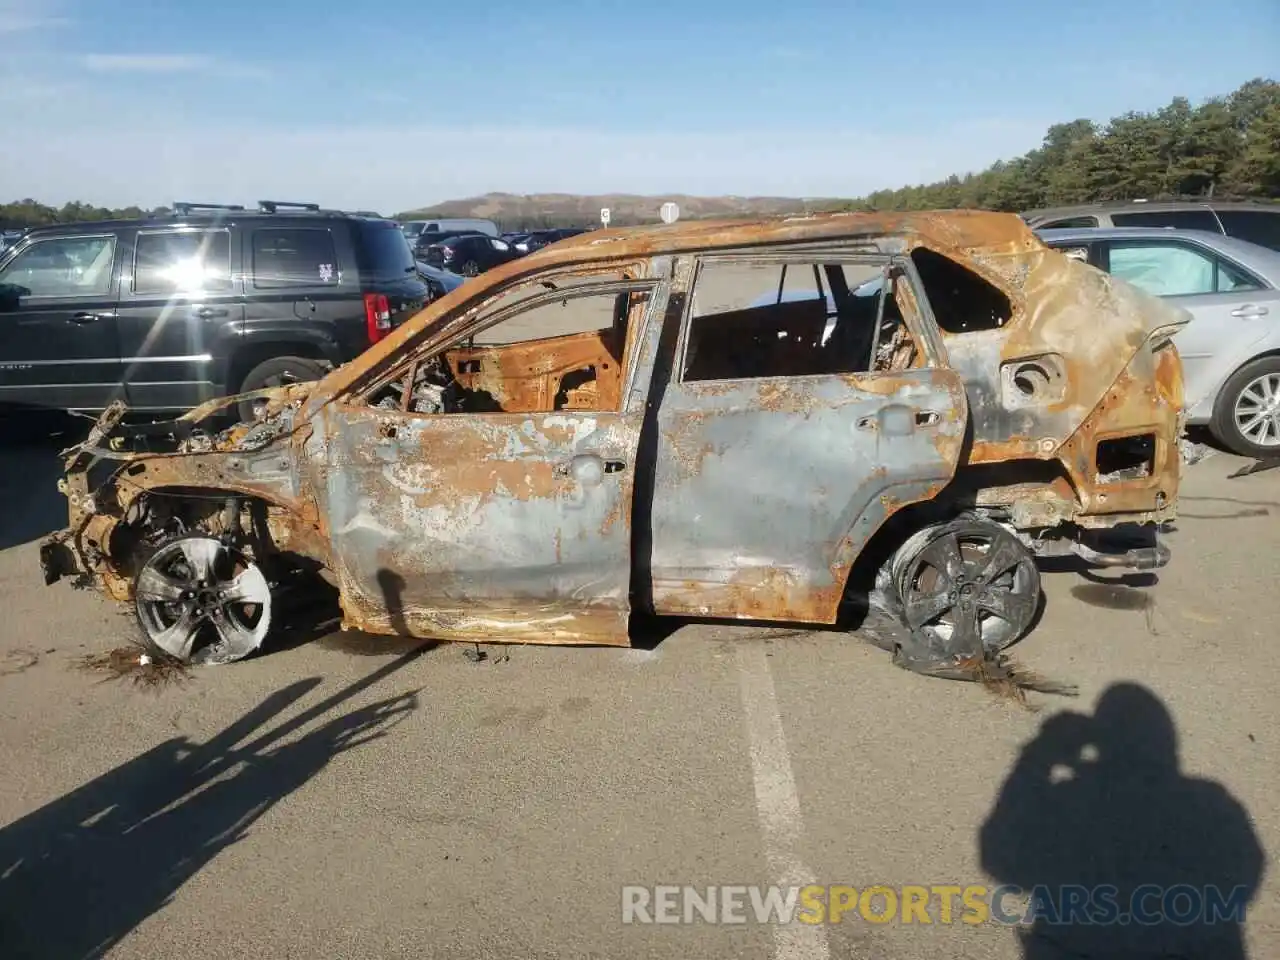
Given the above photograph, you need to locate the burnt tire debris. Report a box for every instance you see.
[861,515,1078,699]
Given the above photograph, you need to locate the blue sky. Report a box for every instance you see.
[2,0,1277,212]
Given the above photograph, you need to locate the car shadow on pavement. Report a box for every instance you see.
[0,649,424,959]
[979,682,1266,960]
[0,412,86,552]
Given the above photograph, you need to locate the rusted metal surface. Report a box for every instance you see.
[40,209,1185,661]
[939,247,1185,527]
[444,328,624,412]
[648,369,969,623]
[313,405,641,645]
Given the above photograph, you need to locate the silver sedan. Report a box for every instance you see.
[1039,226,1280,458]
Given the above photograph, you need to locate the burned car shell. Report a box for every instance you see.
[42,210,1184,660]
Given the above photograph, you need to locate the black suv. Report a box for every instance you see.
[0,201,428,420]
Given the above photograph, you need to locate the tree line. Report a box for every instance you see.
[4,78,1277,230]
[0,201,171,232]
[841,78,1280,213]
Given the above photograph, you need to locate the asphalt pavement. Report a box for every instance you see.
[0,420,1275,959]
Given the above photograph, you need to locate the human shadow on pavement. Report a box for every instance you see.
[979,682,1266,960]
[0,650,423,959]
[0,412,85,551]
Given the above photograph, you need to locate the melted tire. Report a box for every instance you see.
[858,515,1047,686]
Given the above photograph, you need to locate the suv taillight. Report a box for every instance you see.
[364,293,392,343]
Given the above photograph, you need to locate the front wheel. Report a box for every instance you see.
[1211,356,1280,459]
[460,260,480,277]
[133,536,274,664]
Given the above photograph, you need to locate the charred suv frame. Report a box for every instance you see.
[40,211,1186,679]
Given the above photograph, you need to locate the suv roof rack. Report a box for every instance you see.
[257,200,321,213]
[172,202,247,216]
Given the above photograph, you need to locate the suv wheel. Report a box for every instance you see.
[1211,356,1280,459]
[460,260,480,277]
[237,356,328,422]
[134,534,273,664]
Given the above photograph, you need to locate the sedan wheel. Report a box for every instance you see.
[1232,372,1280,450]
[134,536,273,664]
[1212,356,1280,459]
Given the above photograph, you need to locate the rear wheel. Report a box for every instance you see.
[133,535,273,664]
[1210,356,1280,459]
[237,356,328,422]
[878,517,1041,677]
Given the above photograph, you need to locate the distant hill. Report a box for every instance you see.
[393,192,845,229]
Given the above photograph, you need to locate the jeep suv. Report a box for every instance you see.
[0,201,429,421]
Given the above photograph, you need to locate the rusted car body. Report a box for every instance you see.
[40,211,1187,677]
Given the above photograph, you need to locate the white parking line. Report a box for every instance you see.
[737,642,830,960]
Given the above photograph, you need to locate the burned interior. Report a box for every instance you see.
[363,269,653,417]
[680,260,918,382]
[38,211,1188,684]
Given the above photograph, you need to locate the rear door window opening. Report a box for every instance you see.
[679,256,922,382]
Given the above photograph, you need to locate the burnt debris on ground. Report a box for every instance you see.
[76,646,193,689]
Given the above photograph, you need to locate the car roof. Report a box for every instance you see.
[1024,199,1280,221]
[21,210,394,237]
[1038,226,1231,243]
[520,209,1039,266]
[426,232,486,243]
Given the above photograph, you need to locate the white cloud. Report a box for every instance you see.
[0,0,68,33]
[0,14,67,31]
[81,54,215,73]
[77,52,270,79]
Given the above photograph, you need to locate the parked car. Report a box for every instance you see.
[400,218,499,248]
[422,233,520,275]
[0,201,428,421]
[405,228,470,260]
[42,211,1182,689]
[415,260,467,300]
[1023,199,1280,252]
[1038,226,1280,458]
[513,228,588,254]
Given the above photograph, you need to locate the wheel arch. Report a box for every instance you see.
[225,338,338,395]
[831,488,969,628]
[110,484,332,572]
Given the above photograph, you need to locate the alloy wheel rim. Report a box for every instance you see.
[896,525,1039,657]
[134,537,272,664]
[1233,373,1280,447]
